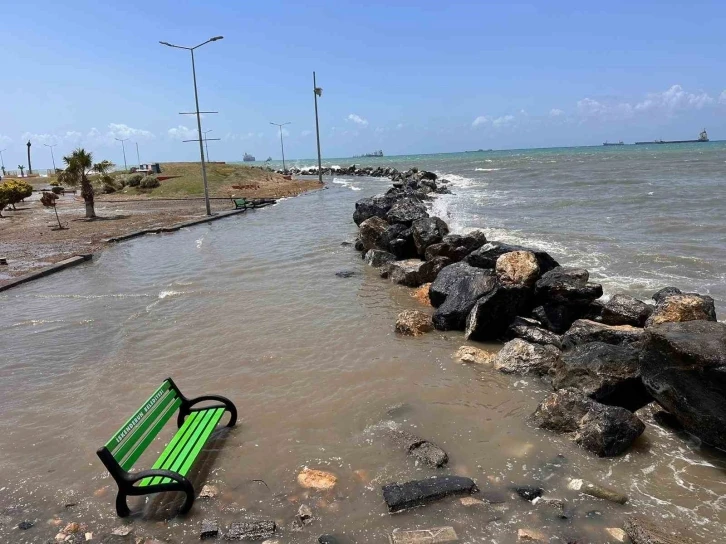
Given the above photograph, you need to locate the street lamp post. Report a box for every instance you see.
[270,122,291,172]
[0,149,6,173]
[44,143,58,172]
[203,130,212,162]
[115,137,129,171]
[313,72,323,183]
[135,142,141,167]
[160,36,224,216]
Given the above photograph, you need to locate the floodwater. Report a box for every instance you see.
[1,169,725,543]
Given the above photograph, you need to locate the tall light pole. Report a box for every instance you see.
[203,129,212,162]
[160,36,224,216]
[44,143,58,172]
[313,72,323,183]
[0,149,6,173]
[270,122,290,172]
[115,137,129,171]
[134,141,141,167]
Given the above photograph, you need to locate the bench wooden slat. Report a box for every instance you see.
[138,411,204,486]
[119,397,182,471]
[113,389,179,461]
[165,409,218,476]
[178,407,225,477]
[105,380,172,451]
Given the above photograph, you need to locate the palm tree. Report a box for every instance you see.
[62,148,95,218]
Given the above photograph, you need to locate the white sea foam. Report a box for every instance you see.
[332,177,361,191]
[433,172,479,188]
[158,290,187,299]
[474,168,501,172]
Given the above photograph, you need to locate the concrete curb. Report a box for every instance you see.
[0,254,93,293]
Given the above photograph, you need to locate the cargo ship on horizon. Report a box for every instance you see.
[635,129,709,145]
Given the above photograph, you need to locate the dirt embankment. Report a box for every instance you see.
[0,163,323,285]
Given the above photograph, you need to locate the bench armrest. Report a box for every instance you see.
[178,395,237,428]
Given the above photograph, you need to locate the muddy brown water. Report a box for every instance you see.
[1,181,725,543]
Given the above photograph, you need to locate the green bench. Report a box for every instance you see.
[96,378,237,517]
[232,197,250,209]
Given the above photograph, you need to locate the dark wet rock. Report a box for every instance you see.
[562,319,644,348]
[464,285,532,341]
[433,274,498,331]
[574,403,645,456]
[359,216,390,251]
[551,342,652,411]
[17,520,34,530]
[201,519,219,540]
[364,249,396,268]
[425,231,488,262]
[639,320,726,450]
[467,241,560,273]
[645,293,717,327]
[623,515,695,544]
[387,197,429,225]
[387,259,426,287]
[601,294,653,327]
[379,223,415,257]
[535,267,603,306]
[568,479,629,504]
[335,270,356,278]
[479,490,508,504]
[341,241,353,247]
[318,535,340,544]
[429,262,495,307]
[492,339,560,375]
[651,286,682,304]
[419,256,451,284]
[411,217,450,256]
[533,497,568,519]
[652,410,683,431]
[583,299,605,322]
[353,193,397,225]
[512,485,543,501]
[531,388,596,433]
[382,475,478,512]
[420,170,438,181]
[506,317,563,348]
[379,424,449,467]
[354,238,364,252]
[298,504,313,525]
[225,520,276,540]
[532,303,589,334]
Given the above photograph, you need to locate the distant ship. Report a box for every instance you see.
[243,153,255,162]
[355,150,383,157]
[603,141,624,146]
[635,129,709,145]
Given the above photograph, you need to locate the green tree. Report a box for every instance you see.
[2,179,33,209]
[18,165,24,176]
[60,148,95,218]
[0,185,9,217]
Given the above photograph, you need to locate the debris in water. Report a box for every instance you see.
[390,526,459,543]
[382,475,478,513]
[568,478,628,504]
[297,468,338,490]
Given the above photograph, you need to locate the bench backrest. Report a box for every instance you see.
[104,379,181,471]
[234,198,247,205]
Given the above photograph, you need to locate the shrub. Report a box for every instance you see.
[51,186,64,195]
[125,173,143,187]
[49,180,61,187]
[1,179,33,209]
[140,175,160,189]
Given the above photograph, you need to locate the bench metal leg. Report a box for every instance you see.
[116,490,131,518]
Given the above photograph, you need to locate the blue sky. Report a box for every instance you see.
[2,1,726,167]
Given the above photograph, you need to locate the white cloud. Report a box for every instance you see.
[347,113,368,126]
[549,108,565,117]
[0,134,10,145]
[301,130,312,137]
[634,85,713,112]
[492,115,515,128]
[21,132,57,145]
[108,123,154,141]
[396,123,404,130]
[720,90,726,104]
[168,125,197,140]
[472,116,490,127]
[374,127,386,134]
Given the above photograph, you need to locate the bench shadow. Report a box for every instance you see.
[127,424,236,521]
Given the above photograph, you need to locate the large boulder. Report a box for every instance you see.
[425,231,488,262]
[492,339,560,375]
[531,303,590,334]
[639,321,726,451]
[386,197,429,225]
[532,388,645,457]
[535,267,603,306]
[467,241,560,273]
[364,249,396,268]
[353,194,397,225]
[601,294,653,327]
[411,217,450,256]
[428,262,495,307]
[495,251,540,287]
[551,342,652,411]
[464,285,532,341]
[651,286,683,304]
[395,310,434,336]
[433,275,498,331]
[645,294,717,327]
[381,224,418,259]
[418,256,450,284]
[387,259,426,287]
[505,317,562,348]
[574,404,646,457]
[562,319,644,349]
[359,216,390,251]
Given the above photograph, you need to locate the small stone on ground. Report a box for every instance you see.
[297,468,338,490]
